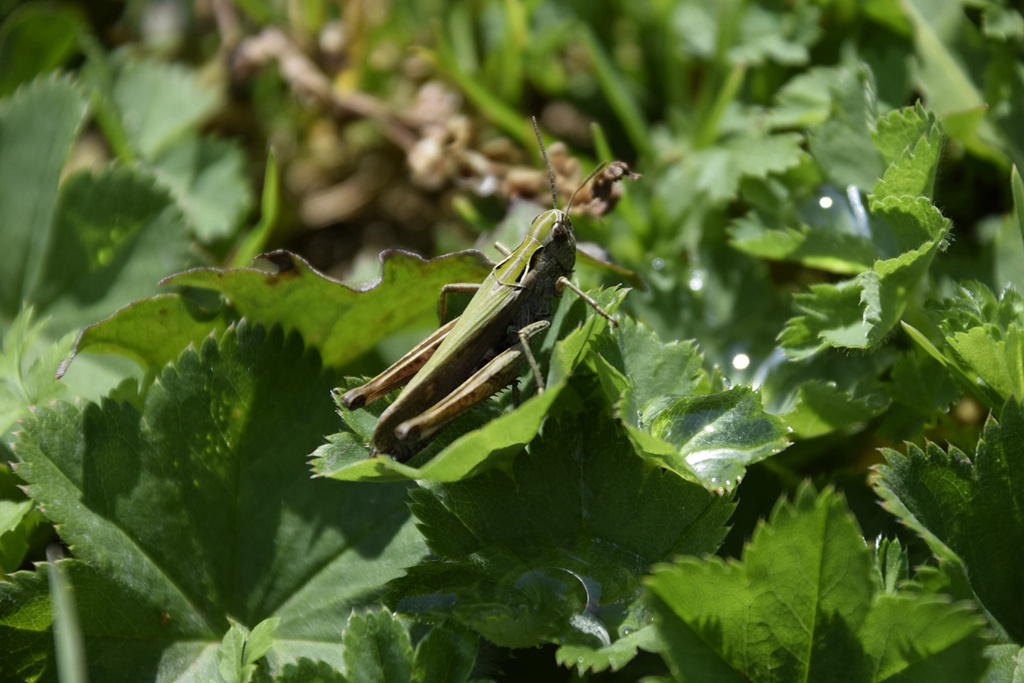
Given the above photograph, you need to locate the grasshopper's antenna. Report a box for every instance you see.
[532,116,559,211]
[566,161,610,215]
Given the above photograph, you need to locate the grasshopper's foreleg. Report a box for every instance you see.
[555,276,618,327]
[494,241,512,256]
[439,283,481,323]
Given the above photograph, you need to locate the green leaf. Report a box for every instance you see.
[386,395,734,657]
[876,349,959,441]
[645,484,988,682]
[782,380,889,439]
[276,658,347,683]
[778,105,946,358]
[689,131,806,203]
[244,618,279,669]
[0,307,74,434]
[758,348,896,439]
[32,165,197,331]
[1013,165,1024,256]
[642,386,790,490]
[343,609,412,683]
[0,74,87,316]
[5,322,427,681]
[59,294,230,378]
[166,250,495,369]
[982,5,1024,40]
[1,559,219,682]
[411,625,477,683]
[874,536,909,595]
[554,626,663,676]
[807,62,883,190]
[112,57,221,160]
[590,321,784,491]
[0,497,37,573]
[765,66,836,129]
[781,190,949,359]
[870,104,943,202]
[729,214,879,274]
[591,318,708,418]
[151,136,253,242]
[872,101,940,169]
[729,2,821,66]
[929,282,1024,407]
[217,623,249,683]
[671,0,820,67]
[899,0,1006,165]
[876,398,1024,642]
[984,645,1024,683]
[0,462,52,575]
[0,3,83,97]
[214,617,279,683]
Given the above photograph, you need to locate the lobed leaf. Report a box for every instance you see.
[165,249,495,370]
[780,160,950,358]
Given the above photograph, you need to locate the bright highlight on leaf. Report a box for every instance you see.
[590,320,789,491]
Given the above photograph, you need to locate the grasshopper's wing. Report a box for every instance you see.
[340,317,458,409]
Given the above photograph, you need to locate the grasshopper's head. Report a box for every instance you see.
[527,207,576,270]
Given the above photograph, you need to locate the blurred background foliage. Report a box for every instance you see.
[3,0,1018,362]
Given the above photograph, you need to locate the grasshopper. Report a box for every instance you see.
[341,120,636,461]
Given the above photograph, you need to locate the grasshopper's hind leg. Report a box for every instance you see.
[393,320,551,445]
[516,320,551,393]
[439,283,481,323]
